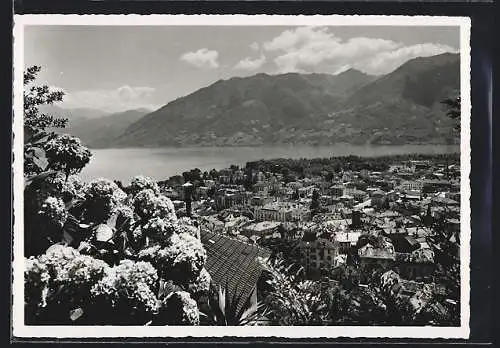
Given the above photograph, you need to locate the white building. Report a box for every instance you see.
[400,180,424,192]
[300,238,339,272]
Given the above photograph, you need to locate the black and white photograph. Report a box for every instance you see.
[12,15,471,338]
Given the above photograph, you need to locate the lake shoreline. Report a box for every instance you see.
[80,145,460,183]
[88,142,460,151]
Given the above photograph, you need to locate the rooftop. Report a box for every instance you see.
[200,230,272,314]
[359,243,395,260]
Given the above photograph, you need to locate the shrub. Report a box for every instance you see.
[156,291,200,325]
[138,232,206,285]
[128,176,160,196]
[142,217,177,242]
[24,257,50,317]
[90,259,159,325]
[83,178,127,223]
[132,189,176,221]
[44,134,92,178]
[37,196,68,228]
[187,267,212,298]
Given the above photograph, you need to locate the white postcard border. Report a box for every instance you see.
[12,14,472,339]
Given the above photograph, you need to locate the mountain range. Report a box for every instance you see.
[47,52,460,148]
[40,106,151,148]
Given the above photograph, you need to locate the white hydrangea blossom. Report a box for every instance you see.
[25,257,50,309]
[129,175,160,195]
[142,216,177,242]
[44,134,92,175]
[187,267,212,296]
[138,232,206,284]
[38,196,68,227]
[175,217,201,239]
[83,178,127,222]
[133,189,177,221]
[160,291,200,325]
[90,259,159,322]
[62,175,87,200]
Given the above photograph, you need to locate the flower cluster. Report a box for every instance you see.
[113,204,135,220]
[38,245,79,280]
[157,291,200,325]
[129,176,160,196]
[44,172,66,192]
[44,134,92,175]
[113,204,136,234]
[25,257,50,310]
[187,267,212,297]
[25,246,110,322]
[132,189,176,221]
[55,254,109,286]
[90,259,159,324]
[112,259,159,288]
[37,196,68,227]
[62,175,87,200]
[176,217,201,238]
[142,217,177,242]
[83,178,127,223]
[138,232,206,284]
[42,173,87,204]
[53,254,110,310]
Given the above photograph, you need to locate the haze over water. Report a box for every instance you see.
[79,145,459,184]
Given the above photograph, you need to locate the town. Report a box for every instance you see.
[149,153,461,325]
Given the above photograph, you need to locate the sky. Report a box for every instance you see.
[23,25,460,113]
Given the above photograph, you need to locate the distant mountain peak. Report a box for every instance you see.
[336,68,367,76]
[111,53,459,148]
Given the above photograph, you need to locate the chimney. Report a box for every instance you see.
[182,182,194,218]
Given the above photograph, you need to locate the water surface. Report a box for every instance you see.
[79,145,459,183]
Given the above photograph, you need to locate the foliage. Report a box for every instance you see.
[24,66,68,176]
[81,178,127,223]
[310,189,320,218]
[23,67,210,326]
[244,153,459,182]
[203,284,268,326]
[155,291,200,325]
[133,188,177,220]
[90,259,159,325]
[44,134,92,178]
[262,260,331,325]
[441,96,461,132]
[138,232,206,285]
[127,175,161,196]
[37,196,68,228]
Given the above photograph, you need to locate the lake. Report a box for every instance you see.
[79,144,460,184]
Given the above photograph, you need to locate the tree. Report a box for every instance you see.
[441,96,460,132]
[262,259,332,325]
[24,66,68,176]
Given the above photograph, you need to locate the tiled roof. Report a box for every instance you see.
[200,230,272,314]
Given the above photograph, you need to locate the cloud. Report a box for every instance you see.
[263,27,336,52]
[361,43,459,75]
[59,85,158,113]
[234,54,266,71]
[263,26,457,75]
[179,48,219,69]
[250,42,260,51]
